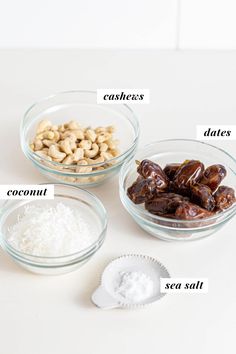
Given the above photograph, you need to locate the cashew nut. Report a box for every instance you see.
[106,139,119,150]
[106,125,116,134]
[98,143,108,152]
[85,156,105,164]
[84,143,99,158]
[95,126,106,134]
[73,129,84,140]
[61,176,77,183]
[76,160,93,173]
[42,139,56,148]
[94,166,105,171]
[93,156,105,163]
[89,174,105,183]
[35,150,52,161]
[85,129,96,142]
[70,140,77,150]
[100,151,113,161]
[58,124,66,132]
[110,148,120,157]
[48,145,66,161]
[73,148,84,162]
[37,131,55,140]
[36,120,52,134]
[53,131,60,142]
[79,139,92,150]
[76,177,92,183]
[62,154,74,165]
[34,138,43,150]
[96,132,112,143]
[50,124,58,131]
[59,138,73,155]
[60,131,77,141]
[67,120,80,130]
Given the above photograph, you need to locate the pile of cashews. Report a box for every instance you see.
[30,119,120,181]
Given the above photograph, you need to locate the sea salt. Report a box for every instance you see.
[116,271,154,303]
[7,202,95,257]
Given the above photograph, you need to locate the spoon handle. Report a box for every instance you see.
[91,286,119,309]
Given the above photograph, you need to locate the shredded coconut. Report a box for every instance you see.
[7,202,95,257]
[116,271,154,303]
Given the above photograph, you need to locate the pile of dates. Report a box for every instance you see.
[127,159,235,220]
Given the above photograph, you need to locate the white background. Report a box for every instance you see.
[0,1,236,353]
[0,49,235,354]
[0,0,236,49]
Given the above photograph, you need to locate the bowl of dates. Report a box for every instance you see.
[119,140,236,241]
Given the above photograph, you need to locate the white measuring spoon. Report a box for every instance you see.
[91,254,170,310]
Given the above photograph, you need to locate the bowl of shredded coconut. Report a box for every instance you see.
[0,184,107,275]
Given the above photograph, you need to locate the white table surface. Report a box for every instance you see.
[0,50,235,354]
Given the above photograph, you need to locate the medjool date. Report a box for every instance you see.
[190,183,215,211]
[201,164,226,192]
[175,201,214,220]
[163,163,181,180]
[214,186,235,210]
[172,160,204,195]
[145,193,189,215]
[137,159,169,191]
[127,176,156,204]
[127,157,235,222]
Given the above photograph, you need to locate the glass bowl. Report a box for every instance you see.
[119,139,236,241]
[20,90,139,187]
[0,184,107,275]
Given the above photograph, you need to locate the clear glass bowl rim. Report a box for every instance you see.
[119,138,236,226]
[20,90,140,172]
[0,183,108,261]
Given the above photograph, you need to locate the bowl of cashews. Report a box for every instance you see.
[20,90,140,187]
